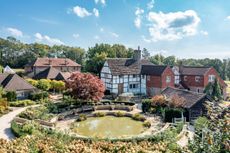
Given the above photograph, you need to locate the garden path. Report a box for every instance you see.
[0,105,38,140]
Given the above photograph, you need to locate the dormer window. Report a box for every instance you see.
[195,76,201,82]
[184,76,187,81]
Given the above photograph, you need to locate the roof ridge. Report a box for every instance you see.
[164,86,206,96]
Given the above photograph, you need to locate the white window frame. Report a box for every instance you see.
[208,75,215,82]
[147,75,150,81]
[166,76,171,83]
[195,76,201,82]
[184,76,187,81]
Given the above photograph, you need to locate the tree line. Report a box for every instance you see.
[0,36,229,80]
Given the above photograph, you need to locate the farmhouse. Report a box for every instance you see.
[162,87,210,122]
[100,48,153,95]
[25,57,81,77]
[179,66,227,99]
[32,66,71,80]
[0,73,36,99]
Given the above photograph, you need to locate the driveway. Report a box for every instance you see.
[0,107,27,140]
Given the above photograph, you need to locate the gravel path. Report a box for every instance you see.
[0,107,27,140]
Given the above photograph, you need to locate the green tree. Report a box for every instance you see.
[142,48,150,59]
[37,79,51,91]
[163,56,176,66]
[204,79,222,101]
[85,43,133,74]
[212,78,222,100]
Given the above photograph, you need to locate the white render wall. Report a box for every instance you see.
[101,62,146,95]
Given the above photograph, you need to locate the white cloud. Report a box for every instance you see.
[226,16,230,21]
[7,27,23,37]
[34,33,64,45]
[95,0,106,6]
[141,35,151,43]
[93,8,99,17]
[200,30,208,36]
[73,33,80,39]
[146,10,200,41]
[147,0,155,10]
[134,8,144,28]
[73,6,92,18]
[110,32,119,38]
[94,35,100,40]
[100,28,104,32]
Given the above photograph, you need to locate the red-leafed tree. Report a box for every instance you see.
[66,72,105,102]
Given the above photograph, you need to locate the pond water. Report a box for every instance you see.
[72,116,146,138]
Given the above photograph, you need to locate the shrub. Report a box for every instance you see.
[194,117,209,134]
[164,108,183,122]
[37,79,51,91]
[115,111,125,117]
[9,100,36,107]
[26,78,38,87]
[152,95,167,107]
[4,91,17,101]
[29,91,49,101]
[142,99,152,113]
[94,112,106,117]
[143,121,151,128]
[132,113,145,121]
[76,114,87,121]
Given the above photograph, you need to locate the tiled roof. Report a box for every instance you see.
[106,58,153,75]
[162,87,207,108]
[141,65,167,76]
[33,67,60,80]
[0,73,36,91]
[180,66,211,76]
[26,58,81,67]
[33,67,71,80]
[55,72,71,80]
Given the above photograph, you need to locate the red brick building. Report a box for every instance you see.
[141,65,175,96]
[179,66,227,99]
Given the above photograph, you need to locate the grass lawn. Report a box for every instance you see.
[12,68,24,73]
[225,81,230,94]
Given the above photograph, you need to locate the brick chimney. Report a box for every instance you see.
[133,46,142,61]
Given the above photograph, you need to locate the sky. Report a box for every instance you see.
[0,0,230,59]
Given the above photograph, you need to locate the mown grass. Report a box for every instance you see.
[225,81,230,93]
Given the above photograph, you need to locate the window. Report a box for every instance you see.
[195,76,201,82]
[166,76,171,83]
[104,73,108,78]
[147,76,150,81]
[119,75,123,78]
[142,75,145,79]
[208,75,215,82]
[129,84,138,89]
[184,76,187,81]
[133,74,136,78]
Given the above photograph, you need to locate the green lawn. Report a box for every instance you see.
[225,81,230,93]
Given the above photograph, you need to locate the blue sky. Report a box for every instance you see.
[0,0,230,59]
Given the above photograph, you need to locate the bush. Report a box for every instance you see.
[9,100,36,107]
[142,99,152,113]
[115,111,125,117]
[18,106,54,121]
[29,91,49,101]
[11,121,40,137]
[143,121,151,128]
[132,113,145,121]
[4,91,17,101]
[76,114,87,121]
[164,108,183,122]
[194,117,209,134]
[94,112,106,117]
[37,79,51,91]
